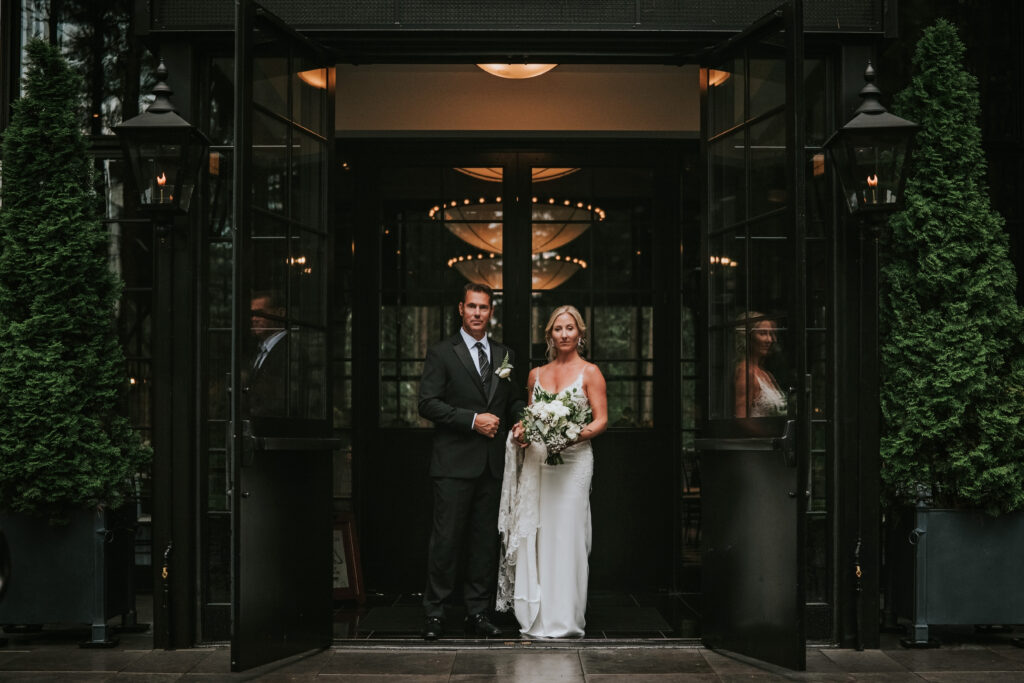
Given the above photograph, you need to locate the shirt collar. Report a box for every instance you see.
[459,327,489,354]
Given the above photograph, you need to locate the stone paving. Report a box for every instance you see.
[1,627,1024,682]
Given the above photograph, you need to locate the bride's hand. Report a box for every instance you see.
[512,421,527,447]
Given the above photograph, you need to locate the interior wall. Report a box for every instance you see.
[336,64,699,134]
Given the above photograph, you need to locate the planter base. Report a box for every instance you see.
[890,507,1024,646]
[0,509,135,646]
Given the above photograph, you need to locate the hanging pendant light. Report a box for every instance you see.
[476,64,557,79]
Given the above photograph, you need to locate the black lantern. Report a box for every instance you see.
[114,60,209,226]
[824,62,918,217]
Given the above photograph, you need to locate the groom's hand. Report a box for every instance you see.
[474,413,500,438]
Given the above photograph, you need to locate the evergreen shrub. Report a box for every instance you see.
[0,38,149,522]
[881,19,1024,514]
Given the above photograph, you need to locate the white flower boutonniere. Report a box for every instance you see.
[495,352,513,381]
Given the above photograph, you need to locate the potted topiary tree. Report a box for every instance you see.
[880,19,1024,646]
[0,38,150,645]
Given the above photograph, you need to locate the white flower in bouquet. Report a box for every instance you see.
[520,387,593,465]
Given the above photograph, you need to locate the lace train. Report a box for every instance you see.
[496,434,543,618]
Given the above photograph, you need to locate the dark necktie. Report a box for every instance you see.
[475,341,491,390]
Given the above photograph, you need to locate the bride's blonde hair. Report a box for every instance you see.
[544,305,587,361]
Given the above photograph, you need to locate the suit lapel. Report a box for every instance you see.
[486,342,503,405]
[452,335,487,399]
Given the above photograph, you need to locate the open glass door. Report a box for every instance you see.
[230,0,337,671]
[695,0,808,671]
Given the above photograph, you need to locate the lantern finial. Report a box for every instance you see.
[854,61,886,116]
[147,60,176,115]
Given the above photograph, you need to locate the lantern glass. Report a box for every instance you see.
[119,125,208,215]
[829,128,914,215]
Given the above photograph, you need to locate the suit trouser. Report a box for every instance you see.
[423,471,501,619]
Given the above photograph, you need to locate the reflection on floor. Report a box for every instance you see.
[332,589,702,641]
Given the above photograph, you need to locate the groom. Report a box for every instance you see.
[418,283,525,640]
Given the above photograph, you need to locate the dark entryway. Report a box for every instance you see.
[338,140,701,638]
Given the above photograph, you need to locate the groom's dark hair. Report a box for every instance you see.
[461,282,493,305]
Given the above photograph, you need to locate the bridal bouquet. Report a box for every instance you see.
[520,388,593,465]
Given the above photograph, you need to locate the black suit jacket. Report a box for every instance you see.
[419,334,526,479]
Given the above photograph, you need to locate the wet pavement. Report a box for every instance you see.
[1,625,1024,681]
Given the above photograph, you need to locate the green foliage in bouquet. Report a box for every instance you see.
[521,387,593,465]
[0,38,150,521]
[880,19,1024,514]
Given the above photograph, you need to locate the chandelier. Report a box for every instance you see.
[454,167,578,183]
[447,252,588,290]
[429,196,605,254]
[435,167,600,290]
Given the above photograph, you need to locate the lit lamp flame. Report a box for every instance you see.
[867,173,878,204]
[156,172,167,203]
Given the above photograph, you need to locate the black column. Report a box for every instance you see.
[150,43,198,650]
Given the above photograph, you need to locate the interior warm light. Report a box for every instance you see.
[297,68,328,89]
[708,69,731,87]
[477,64,558,79]
[431,197,604,254]
[449,252,586,290]
[454,167,578,183]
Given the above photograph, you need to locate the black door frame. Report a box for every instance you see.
[345,138,689,603]
[148,34,878,650]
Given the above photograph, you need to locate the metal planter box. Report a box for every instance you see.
[0,508,135,645]
[890,506,1024,644]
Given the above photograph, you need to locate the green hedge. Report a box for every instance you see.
[0,39,149,522]
[880,19,1024,514]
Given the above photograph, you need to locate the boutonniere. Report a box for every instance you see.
[495,352,513,381]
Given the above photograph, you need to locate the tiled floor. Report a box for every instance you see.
[1,627,1024,681]
[335,591,702,640]
[1,598,1022,680]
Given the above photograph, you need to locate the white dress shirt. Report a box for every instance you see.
[459,327,491,429]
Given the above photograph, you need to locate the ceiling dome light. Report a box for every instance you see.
[477,64,558,79]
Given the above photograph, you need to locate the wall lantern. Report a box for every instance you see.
[823,62,918,218]
[114,60,210,232]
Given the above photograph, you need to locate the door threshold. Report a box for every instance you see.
[332,637,704,649]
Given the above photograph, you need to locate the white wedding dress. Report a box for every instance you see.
[497,372,593,638]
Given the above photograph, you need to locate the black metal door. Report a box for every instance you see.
[696,0,808,671]
[230,0,337,671]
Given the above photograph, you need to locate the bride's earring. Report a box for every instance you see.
[577,338,585,351]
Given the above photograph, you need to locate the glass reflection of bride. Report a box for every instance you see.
[734,313,787,418]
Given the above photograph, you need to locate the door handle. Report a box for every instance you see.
[252,436,343,451]
[694,419,796,465]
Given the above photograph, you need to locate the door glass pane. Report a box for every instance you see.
[379,165,505,427]
[293,59,326,136]
[529,167,655,428]
[288,326,327,419]
[252,112,288,216]
[291,227,323,325]
[253,55,288,113]
[749,39,786,117]
[708,56,745,137]
[293,129,324,228]
[709,132,746,230]
[749,115,787,219]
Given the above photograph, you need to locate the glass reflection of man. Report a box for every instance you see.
[248,290,287,416]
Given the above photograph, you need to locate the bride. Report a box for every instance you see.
[497,305,607,638]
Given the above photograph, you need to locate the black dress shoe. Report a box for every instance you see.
[465,612,502,637]
[423,617,443,641]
